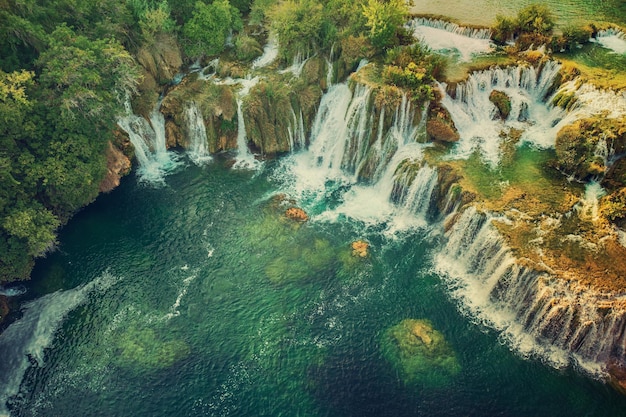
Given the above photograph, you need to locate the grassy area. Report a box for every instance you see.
[438,144,580,215]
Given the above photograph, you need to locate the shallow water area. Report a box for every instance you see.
[1,156,625,417]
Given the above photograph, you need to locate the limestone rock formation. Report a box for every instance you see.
[99,141,132,193]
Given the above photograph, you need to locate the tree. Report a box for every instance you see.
[362,0,407,49]
[3,206,59,256]
[37,24,140,123]
[516,4,555,36]
[268,0,324,56]
[182,0,243,58]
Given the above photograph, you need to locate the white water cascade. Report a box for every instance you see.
[252,33,279,69]
[215,76,262,170]
[277,78,437,231]
[184,102,212,165]
[435,206,626,377]
[279,51,309,78]
[406,18,494,62]
[287,107,306,151]
[0,271,119,417]
[117,101,181,184]
[593,28,626,55]
[439,61,565,166]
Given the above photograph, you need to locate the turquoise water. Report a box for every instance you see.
[3,155,626,416]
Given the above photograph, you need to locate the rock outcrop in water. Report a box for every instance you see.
[381,319,460,387]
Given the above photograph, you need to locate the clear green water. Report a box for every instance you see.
[6,156,626,416]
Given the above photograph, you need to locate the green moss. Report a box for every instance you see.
[381,319,460,387]
[489,90,511,119]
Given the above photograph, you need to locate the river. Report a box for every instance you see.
[1,154,625,416]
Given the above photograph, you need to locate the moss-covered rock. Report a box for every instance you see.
[427,105,460,143]
[381,319,460,387]
[555,118,626,181]
[136,33,183,85]
[235,34,264,63]
[244,75,322,156]
[489,90,511,120]
[99,141,132,193]
[603,157,626,191]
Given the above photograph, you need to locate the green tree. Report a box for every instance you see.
[3,206,60,256]
[268,0,324,56]
[362,0,407,49]
[516,4,555,35]
[182,0,243,58]
[37,24,140,123]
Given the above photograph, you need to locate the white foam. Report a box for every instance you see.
[593,28,626,54]
[252,33,279,69]
[406,18,494,62]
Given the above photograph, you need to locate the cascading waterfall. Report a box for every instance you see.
[184,102,212,165]
[277,78,436,231]
[435,206,626,377]
[593,28,626,54]
[252,33,279,69]
[117,100,181,185]
[279,51,309,78]
[441,61,626,167]
[406,17,494,61]
[439,61,565,166]
[222,76,261,170]
[306,82,372,181]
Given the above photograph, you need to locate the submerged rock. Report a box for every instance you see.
[381,319,460,387]
[116,326,190,370]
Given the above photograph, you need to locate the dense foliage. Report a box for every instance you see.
[0,1,144,282]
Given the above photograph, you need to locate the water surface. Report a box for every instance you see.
[2,156,626,416]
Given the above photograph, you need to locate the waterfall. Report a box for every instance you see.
[593,28,626,54]
[117,100,181,185]
[219,76,261,170]
[435,206,626,377]
[279,51,309,78]
[0,271,119,416]
[287,107,306,151]
[276,80,436,231]
[252,33,279,69]
[184,102,212,165]
[406,17,493,62]
[307,83,372,180]
[439,62,565,166]
[578,181,606,221]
